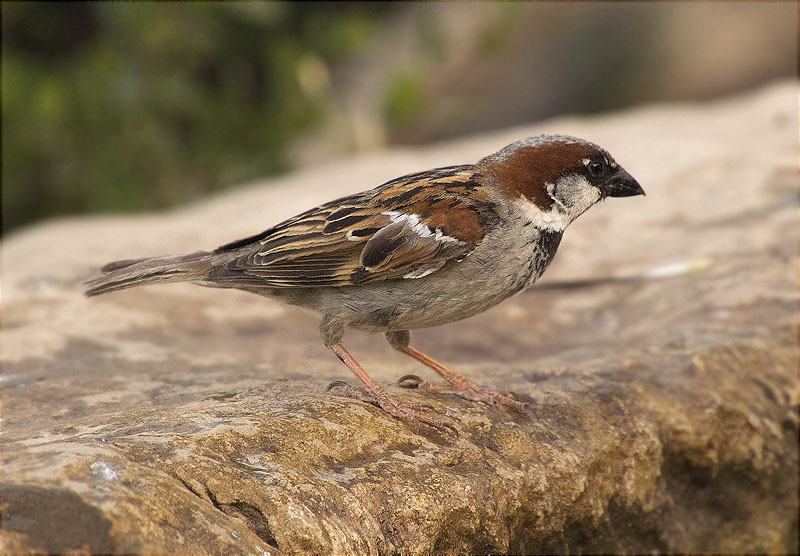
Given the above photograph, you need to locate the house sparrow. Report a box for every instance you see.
[86,135,644,433]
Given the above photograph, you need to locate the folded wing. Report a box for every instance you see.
[208,166,498,287]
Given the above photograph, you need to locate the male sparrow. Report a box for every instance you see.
[86,135,644,432]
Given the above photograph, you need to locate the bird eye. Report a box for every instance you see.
[588,161,604,176]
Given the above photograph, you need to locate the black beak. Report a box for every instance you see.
[604,167,645,198]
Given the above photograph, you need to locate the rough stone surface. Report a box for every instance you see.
[2,82,798,554]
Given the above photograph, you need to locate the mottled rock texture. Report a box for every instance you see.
[2,82,798,554]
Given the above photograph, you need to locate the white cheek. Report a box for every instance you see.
[516,175,601,231]
[573,182,602,212]
[514,198,571,232]
[551,175,601,219]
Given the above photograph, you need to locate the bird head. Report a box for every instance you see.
[481,134,644,231]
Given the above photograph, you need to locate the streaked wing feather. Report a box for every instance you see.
[210,166,498,287]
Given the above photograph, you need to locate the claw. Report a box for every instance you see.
[325,380,457,437]
[403,410,458,437]
[472,388,532,412]
[399,377,532,413]
[325,343,457,437]
[325,380,381,407]
[398,374,424,388]
[325,380,350,392]
[391,343,532,413]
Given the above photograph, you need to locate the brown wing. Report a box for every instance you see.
[209,166,499,287]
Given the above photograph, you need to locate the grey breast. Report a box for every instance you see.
[312,211,561,332]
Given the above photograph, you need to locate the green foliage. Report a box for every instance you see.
[1,3,385,233]
[383,71,427,129]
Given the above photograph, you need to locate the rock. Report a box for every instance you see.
[2,81,797,554]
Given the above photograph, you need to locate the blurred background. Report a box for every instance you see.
[2,2,796,236]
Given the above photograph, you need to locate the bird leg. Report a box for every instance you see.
[325,343,456,435]
[386,330,531,412]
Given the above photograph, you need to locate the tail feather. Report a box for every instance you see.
[100,258,150,273]
[85,251,214,297]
